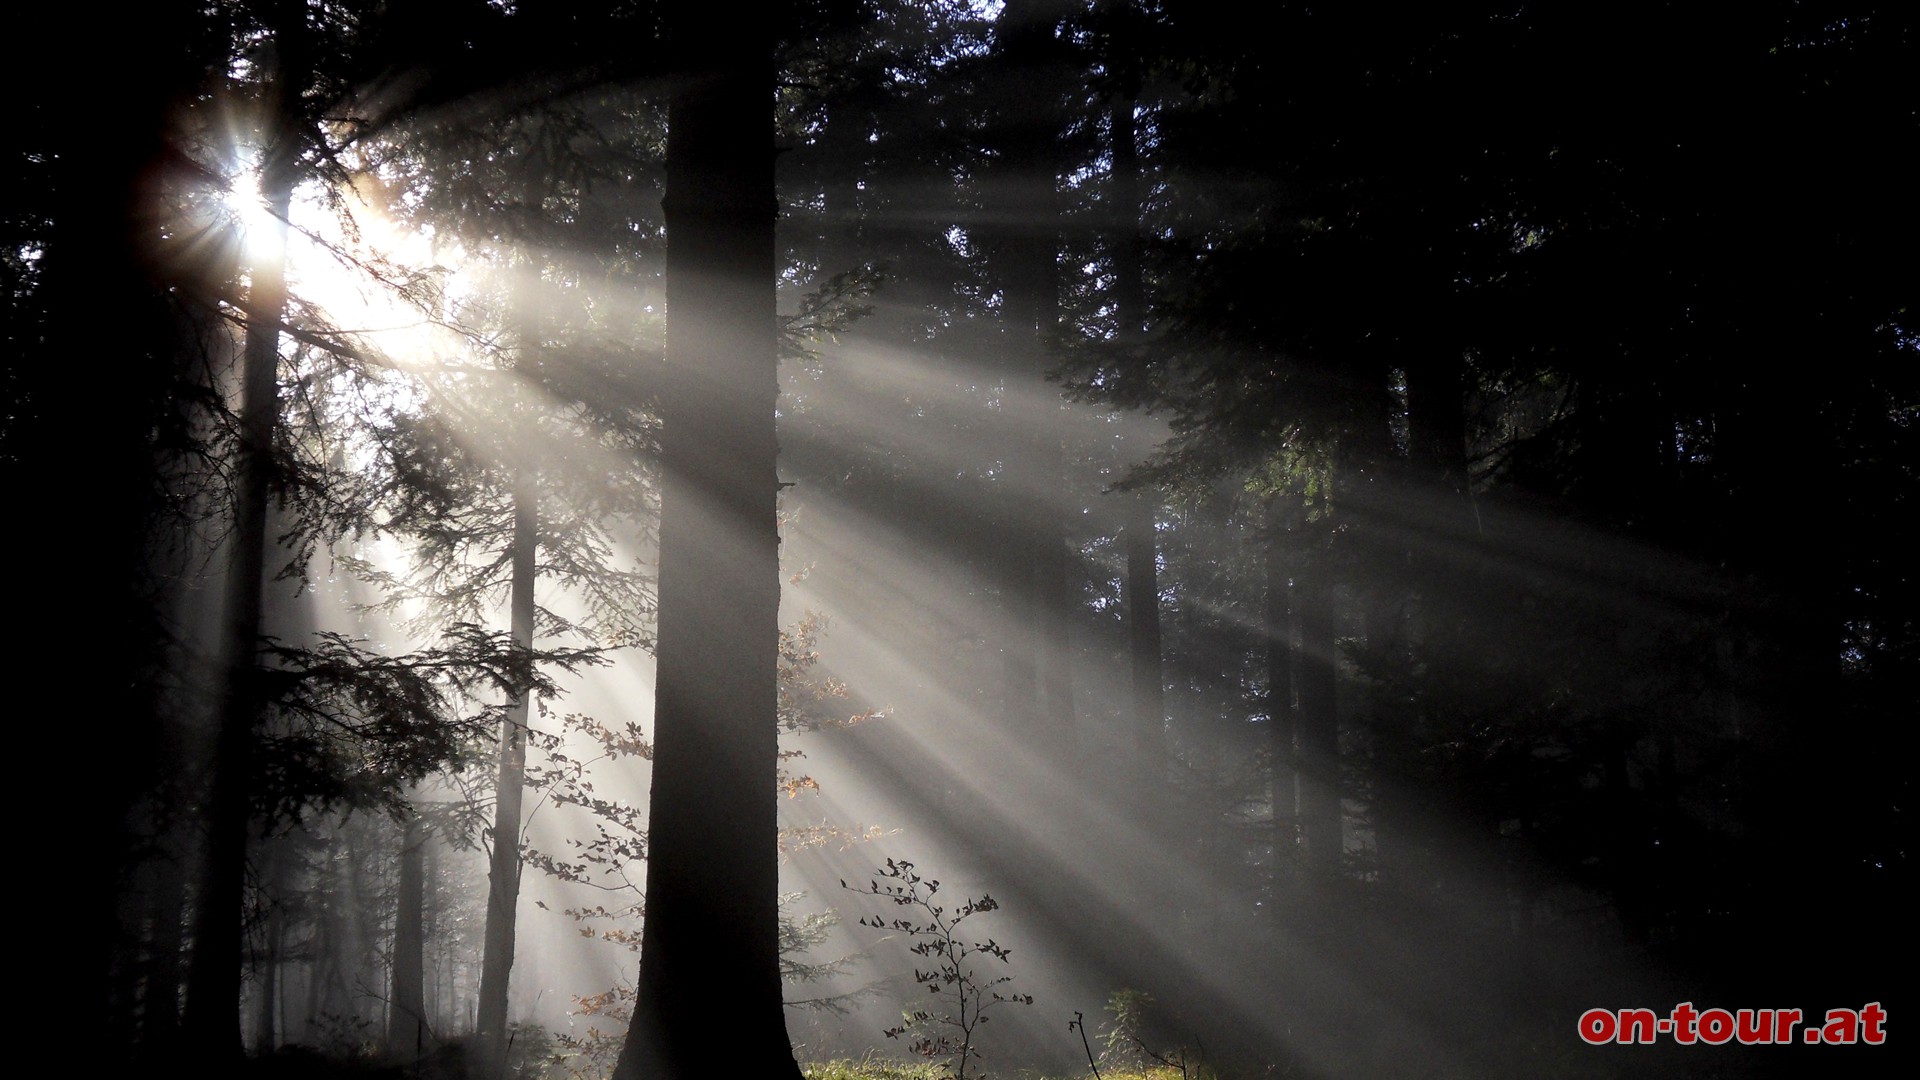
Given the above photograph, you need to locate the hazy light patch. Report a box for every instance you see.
[770,572,1470,1077]
[758,361,1694,1073]
[784,335,1107,499]
[282,177,477,372]
[222,129,673,1044]
[294,460,660,1038]
[768,598,1625,1079]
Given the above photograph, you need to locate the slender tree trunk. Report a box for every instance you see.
[977,15,1081,956]
[1108,57,1178,961]
[180,6,314,1054]
[249,838,290,1054]
[1295,557,1342,882]
[1125,495,1163,776]
[346,830,377,1027]
[1381,356,1472,894]
[1109,53,1161,797]
[612,6,797,1078]
[1264,495,1299,866]
[425,841,443,1035]
[141,846,188,1057]
[476,470,538,1076]
[1092,57,1194,1021]
[181,82,295,1061]
[1036,470,1077,753]
[1031,269,1074,761]
[391,813,428,1062]
[985,0,1078,764]
[254,932,278,1055]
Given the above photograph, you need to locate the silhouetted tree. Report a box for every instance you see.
[612,3,801,1077]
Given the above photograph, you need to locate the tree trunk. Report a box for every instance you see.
[612,5,797,1077]
[1295,559,1342,882]
[12,4,201,1051]
[476,470,538,1075]
[390,813,429,1062]
[425,841,443,1036]
[180,79,295,1062]
[141,845,188,1057]
[1264,495,1299,868]
[1125,494,1163,779]
[1000,0,1077,765]
[1380,356,1473,894]
[252,838,293,1054]
[1107,47,1162,792]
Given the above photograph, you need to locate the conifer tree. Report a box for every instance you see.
[612,2,800,1076]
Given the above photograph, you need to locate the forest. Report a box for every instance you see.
[4,1,1912,1078]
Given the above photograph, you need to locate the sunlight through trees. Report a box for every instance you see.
[9,2,1912,1079]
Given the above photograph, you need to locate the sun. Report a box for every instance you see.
[222,145,289,273]
[221,140,470,373]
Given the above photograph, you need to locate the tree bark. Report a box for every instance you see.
[252,838,294,1054]
[391,813,429,1062]
[1108,51,1161,797]
[1264,496,1299,864]
[1295,559,1342,882]
[142,845,188,1057]
[612,5,797,1077]
[1001,0,1077,764]
[476,471,538,1075]
[12,4,201,1052]
[181,82,295,1062]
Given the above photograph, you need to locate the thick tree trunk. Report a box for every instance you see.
[12,5,201,1052]
[476,474,538,1075]
[612,6,796,1078]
